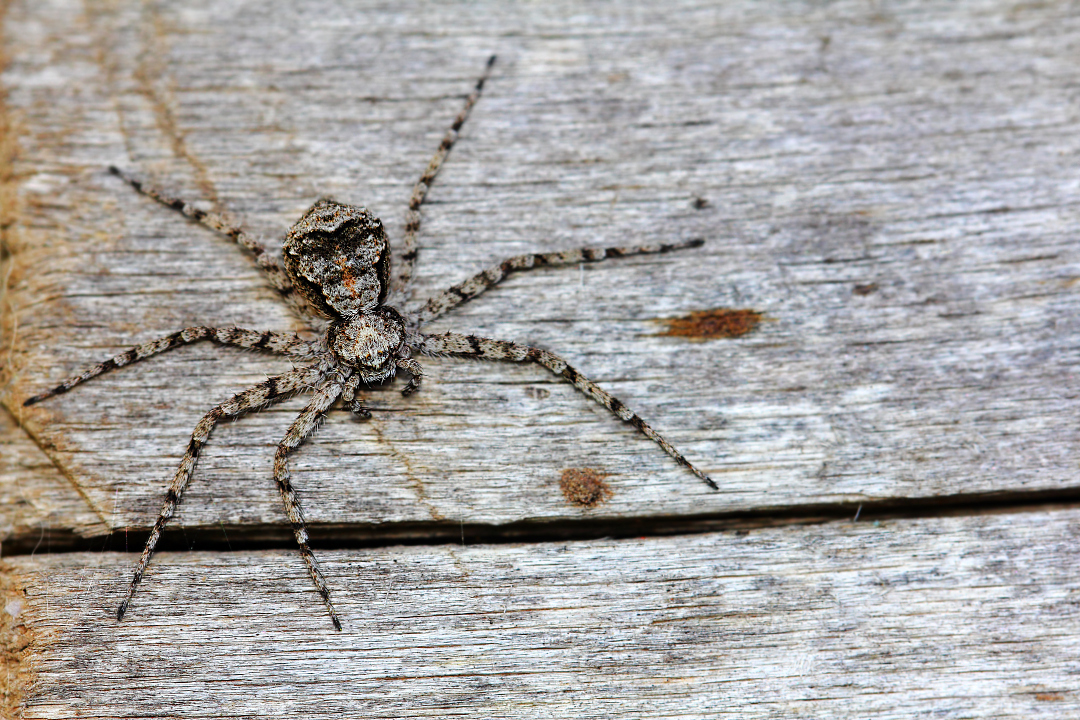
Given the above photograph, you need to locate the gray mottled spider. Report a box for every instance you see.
[24,56,715,630]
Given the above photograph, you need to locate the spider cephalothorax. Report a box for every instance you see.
[328,307,410,386]
[24,56,715,630]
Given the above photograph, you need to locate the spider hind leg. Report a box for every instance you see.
[391,55,497,302]
[116,362,325,621]
[272,377,348,630]
[415,332,717,489]
[108,166,313,320]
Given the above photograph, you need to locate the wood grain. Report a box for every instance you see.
[2,0,1079,715]
[4,0,1079,538]
[0,408,108,549]
[4,509,1080,718]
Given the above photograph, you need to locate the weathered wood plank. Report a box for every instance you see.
[3,0,1080,538]
[4,509,1079,718]
[0,407,108,548]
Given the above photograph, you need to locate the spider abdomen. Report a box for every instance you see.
[283,198,391,318]
[328,308,407,383]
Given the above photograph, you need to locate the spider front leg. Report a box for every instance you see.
[415,332,716,489]
[410,239,705,326]
[390,55,497,303]
[117,361,326,622]
[23,327,315,407]
[273,374,347,630]
[109,166,317,323]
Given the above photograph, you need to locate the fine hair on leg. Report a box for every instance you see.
[390,55,497,303]
[416,332,716,489]
[272,377,347,630]
[116,362,327,621]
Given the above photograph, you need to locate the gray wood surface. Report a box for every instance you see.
[4,509,1080,718]
[4,0,1079,536]
[1,0,1078,716]
[0,408,108,546]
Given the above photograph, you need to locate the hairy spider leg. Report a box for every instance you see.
[108,166,316,322]
[415,333,717,490]
[117,362,327,622]
[23,327,314,407]
[340,373,371,418]
[410,239,706,326]
[396,357,424,395]
[391,55,498,302]
[273,375,348,630]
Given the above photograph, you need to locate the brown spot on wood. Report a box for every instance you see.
[559,468,613,508]
[657,308,763,340]
[1035,693,1066,702]
[853,283,878,296]
[692,197,709,209]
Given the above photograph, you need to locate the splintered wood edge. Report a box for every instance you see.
[0,567,32,720]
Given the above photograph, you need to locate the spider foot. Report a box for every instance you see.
[396,358,423,396]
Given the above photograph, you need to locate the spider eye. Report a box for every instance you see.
[283,199,391,318]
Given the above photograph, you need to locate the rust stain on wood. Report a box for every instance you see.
[655,308,764,341]
[559,468,613,508]
[1034,692,1067,702]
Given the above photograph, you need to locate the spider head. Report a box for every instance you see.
[328,308,406,384]
[283,198,391,319]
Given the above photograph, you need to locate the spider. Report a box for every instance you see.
[23,56,716,630]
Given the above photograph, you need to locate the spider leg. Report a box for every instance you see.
[390,55,497,303]
[23,328,315,407]
[410,239,705,326]
[341,373,371,418]
[23,327,315,407]
[117,361,326,622]
[273,374,347,630]
[415,332,717,490]
[108,166,316,321]
[396,357,424,395]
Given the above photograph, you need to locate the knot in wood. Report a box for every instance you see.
[328,308,407,383]
[283,198,391,318]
